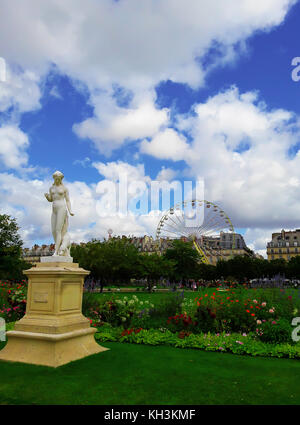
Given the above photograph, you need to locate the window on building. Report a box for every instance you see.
[271,255,274,260]
[294,242,298,247]
[279,249,282,253]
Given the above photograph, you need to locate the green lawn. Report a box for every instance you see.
[0,340,300,405]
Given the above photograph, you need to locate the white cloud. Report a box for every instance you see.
[0,65,41,113]
[0,0,296,155]
[140,128,190,161]
[73,157,91,167]
[156,167,178,181]
[49,85,62,100]
[0,0,298,254]
[0,0,295,87]
[0,125,30,168]
[169,87,300,250]
[92,160,151,184]
[74,97,169,155]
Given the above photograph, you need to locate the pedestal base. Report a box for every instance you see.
[0,261,109,367]
[0,327,108,367]
[41,255,73,263]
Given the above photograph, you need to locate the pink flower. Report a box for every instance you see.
[272,321,277,325]
[269,309,274,313]
[256,320,262,325]
[253,299,258,304]
[261,302,266,307]
[236,340,244,345]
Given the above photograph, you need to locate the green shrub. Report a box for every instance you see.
[82,292,100,316]
[94,327,300,359]
[166,313,196,333]
[150,292,184,320]
[193,305,217,333]
[256,319,293,344]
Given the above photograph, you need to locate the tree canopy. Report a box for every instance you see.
[0,214,31,281]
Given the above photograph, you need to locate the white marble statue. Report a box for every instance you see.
[44,171,74,257]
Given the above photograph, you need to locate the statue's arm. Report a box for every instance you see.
[44,191,53,202]
[65,188,74,216]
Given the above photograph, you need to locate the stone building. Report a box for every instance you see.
[267,229,300,261]
[23,232,252,265]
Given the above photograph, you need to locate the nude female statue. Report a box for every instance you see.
[44,171,74,256]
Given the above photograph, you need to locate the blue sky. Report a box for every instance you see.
[1,0,300,256]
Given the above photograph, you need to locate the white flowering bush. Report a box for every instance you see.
[95,295,153,328]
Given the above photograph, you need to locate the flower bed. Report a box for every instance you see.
[94,325,300,359]
[0,280,27,322]
[2,281,300,357]
[83,284,300,345]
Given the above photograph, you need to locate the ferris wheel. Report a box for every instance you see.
[156,200,235,264]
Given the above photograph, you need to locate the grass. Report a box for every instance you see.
[1,340,300,405]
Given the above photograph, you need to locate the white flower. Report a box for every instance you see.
[121,317,126,322]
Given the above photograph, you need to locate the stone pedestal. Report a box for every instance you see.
[0,262,108,367]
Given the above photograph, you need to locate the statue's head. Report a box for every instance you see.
[52,170,64,184]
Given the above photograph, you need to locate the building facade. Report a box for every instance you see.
[267,229,300,261]
[23,232,252,265]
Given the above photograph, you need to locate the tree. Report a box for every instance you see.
[0,214,31,281]
[286,256,300,279]
[217,255,255,282]
[163,239,199,282]
[137,253,175,290]
[268,258,287,277]
[71,238,141,288]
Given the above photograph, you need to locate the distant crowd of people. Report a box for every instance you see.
[83,275,300,292]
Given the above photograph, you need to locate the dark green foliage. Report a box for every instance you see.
[71,238,141,286]
[256,319,293,344]
[163,239,199,281]
[82,292,101,316]
[193,304,217,333]
[0,214,31,281]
